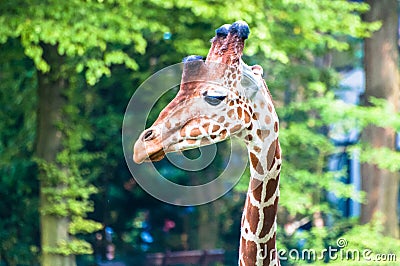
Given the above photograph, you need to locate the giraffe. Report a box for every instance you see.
[133,21,282,266]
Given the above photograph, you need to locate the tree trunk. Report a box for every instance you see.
[362,0,400,237]
[36,45,76,266]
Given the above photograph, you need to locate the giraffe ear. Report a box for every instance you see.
[181,55,206,83]
[241,63,261,99]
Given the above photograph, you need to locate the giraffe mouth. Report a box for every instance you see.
[133,135,167,163]
[134,146,166,163]
[147,148,166,162]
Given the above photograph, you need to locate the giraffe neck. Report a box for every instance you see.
[239,143,281,266]
[237,74,281,266]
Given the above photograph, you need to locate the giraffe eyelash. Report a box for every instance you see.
[202,91,227,106]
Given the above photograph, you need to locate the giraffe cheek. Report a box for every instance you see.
[237,107,243,119]
[220,129,228,139]
[186,139,198,145]
[200,138,211,146]
[211,125,220,133]
[189,128,201,138]
[244,111,251,124]
[227,109,236,119]
[229,124,242,134]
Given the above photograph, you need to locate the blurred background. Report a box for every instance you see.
[0,0,400,265]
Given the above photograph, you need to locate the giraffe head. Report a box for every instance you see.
[133,21,277,164]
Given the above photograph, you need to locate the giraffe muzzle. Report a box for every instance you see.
[133,127,166,163]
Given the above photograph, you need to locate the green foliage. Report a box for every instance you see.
[0,0,397,265]
[274,90,400,260]
[356,145,400,172]
[43,239,93,256]
[69,217,103,235]
[0,0,162,84]
[284,95,400,131]
[0,0,380,84]
[0,40,40,265]
[281,95,400,174]
[247,1,380,63]
[35,146,100,218]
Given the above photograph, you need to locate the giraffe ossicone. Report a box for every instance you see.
[133,21,282,266]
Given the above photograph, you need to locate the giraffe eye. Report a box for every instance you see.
[202,91,227,106]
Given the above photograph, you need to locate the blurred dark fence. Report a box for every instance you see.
[145,249,225,266]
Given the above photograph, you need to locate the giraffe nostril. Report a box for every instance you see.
[143,129,154,141]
